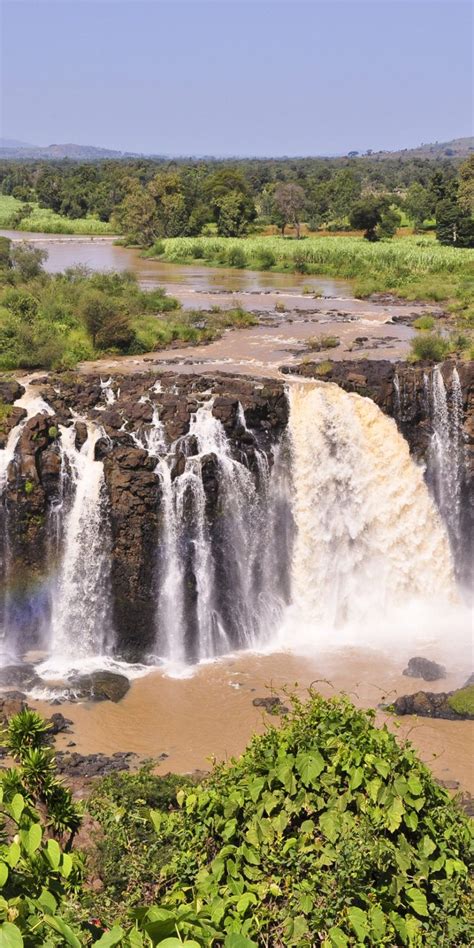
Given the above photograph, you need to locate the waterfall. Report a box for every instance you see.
[428,366,464,564]
[138,400,290,667]
[47,422,113,663]
[277,382,457,650]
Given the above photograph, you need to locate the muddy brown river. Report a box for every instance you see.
[1,231,440,377]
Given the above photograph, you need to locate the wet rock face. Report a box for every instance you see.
[3,372,288,661]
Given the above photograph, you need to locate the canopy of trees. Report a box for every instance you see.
[0,151,472,247]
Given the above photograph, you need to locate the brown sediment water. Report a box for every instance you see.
[32,650,474,794]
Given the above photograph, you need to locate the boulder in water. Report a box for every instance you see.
[68,670,130,703]
[252,696,289,714]
[402,656,446,681]
[391,685,474,720]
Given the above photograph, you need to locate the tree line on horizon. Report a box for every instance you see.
[0,152,472,247]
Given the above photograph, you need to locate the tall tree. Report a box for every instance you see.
[404,182,433,231]
[272,183,306,237]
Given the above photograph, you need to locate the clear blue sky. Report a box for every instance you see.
[1,0,472,156]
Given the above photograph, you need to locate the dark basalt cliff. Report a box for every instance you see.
[1,372,288,658]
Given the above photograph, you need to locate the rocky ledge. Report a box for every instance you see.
[391,680,474,721]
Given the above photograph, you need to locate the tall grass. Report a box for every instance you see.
[155,235,474,288]
[0,195,114,235]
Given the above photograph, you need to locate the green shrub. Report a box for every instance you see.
[410,332,450,361]
[413,315,436,330]
[227,246,246,268]
[447,685,474,716]
[255,248,275,270]
[129,693,473,946]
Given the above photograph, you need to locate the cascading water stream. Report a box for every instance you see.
[137,399,290,668]
[428,366,464,565]
[44,422,113,666]
[275,381,460,654]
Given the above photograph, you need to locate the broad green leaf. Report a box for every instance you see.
[0,923,23,948]
[149,810,163,833]
[236,892,257,913]
[421,835,436,858]
[36,888,57,913]
[299,893,313,914]
[367,777,381,803]
[369,905,386,940]
[348,906,369,942]
[248,778,265,803]
[407,775,422,796]
[296,751,325,786]
[386,797,405,832]
[445,857,466,877]
[404,811,418,832]
[374,758,390,779]
[275,763,296,795]
[94,926,126,947]
[319,810,339,843]
[44,916,81,948]
[349,767,364,791]
[0,864,8,888]
[26,823,42,855]
[328,928,349,948]
[46,838,61,869]
[9,795,24,824]
[224,937,258,948]
[6,843,20,869]
[61,852,73,878]
[405,887,429,917]
[242,845,260,865]
[176,789,185,808]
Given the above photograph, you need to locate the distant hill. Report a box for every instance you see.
[0,136,472,162]
[359,137,474,161]
[0,141,134,160]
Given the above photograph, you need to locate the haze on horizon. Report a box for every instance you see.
[1,0,472,158]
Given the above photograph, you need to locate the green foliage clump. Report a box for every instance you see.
[410,332,450,362]
[86,766,194,911]
[226,246,246,268]
[0,710,84,945]
[412,315,436,330]
[447,685,474,716]
[135,694,473,946]
[0,263,181,370]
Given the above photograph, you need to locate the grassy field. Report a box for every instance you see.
[0,194,114,234]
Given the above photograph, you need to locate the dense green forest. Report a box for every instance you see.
[0,152,472,246]
[0,697,472,946]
